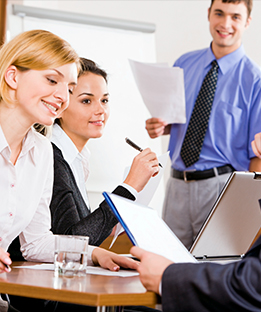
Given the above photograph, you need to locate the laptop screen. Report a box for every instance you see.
[190,171,261,258]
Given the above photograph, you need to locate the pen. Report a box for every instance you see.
[2,262,10,271]
[125,137,163,168]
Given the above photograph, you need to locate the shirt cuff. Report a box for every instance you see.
[88,245,96,266]
[121,183,138,198]
[159,280,162,296]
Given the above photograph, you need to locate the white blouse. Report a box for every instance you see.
[51,123,91,208]
[0,126,94,263]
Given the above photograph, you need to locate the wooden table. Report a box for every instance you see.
[0,262,158,311]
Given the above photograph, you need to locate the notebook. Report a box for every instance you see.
[103,171,261,263]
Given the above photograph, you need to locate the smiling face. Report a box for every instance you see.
[208,0,251,58]
[59,72,109,151]
[12,63,78,127]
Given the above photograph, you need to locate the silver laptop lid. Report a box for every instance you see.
[190,171,261,258]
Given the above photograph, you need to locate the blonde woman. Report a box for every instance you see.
[0,29,137,312]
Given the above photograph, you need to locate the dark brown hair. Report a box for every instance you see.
[210,0,252,17]
[79,57,107,82]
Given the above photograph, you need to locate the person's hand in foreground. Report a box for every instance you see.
[92,247,139,271]
[130,246,173,294]
[0,247,12,273]
[145,118,170,139]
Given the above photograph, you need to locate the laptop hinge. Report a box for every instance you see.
[254,172,261,180]
[195,254,244,261]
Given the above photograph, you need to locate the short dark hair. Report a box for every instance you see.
[210,0,252,17]
[79,57,107,83]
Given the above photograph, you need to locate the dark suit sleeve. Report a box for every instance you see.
[161,238,261,312]
[51,144,135,246]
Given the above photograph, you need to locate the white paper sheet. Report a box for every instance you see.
[105,194,197,264]
[12,264,139,277]
[109,223,125,249]
[129,59,186,124]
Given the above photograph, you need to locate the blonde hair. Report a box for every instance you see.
[0,29,80,104]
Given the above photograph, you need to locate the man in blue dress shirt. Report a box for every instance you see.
[146,0,261,249]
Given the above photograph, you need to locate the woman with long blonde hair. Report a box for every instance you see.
[0,29,138,312]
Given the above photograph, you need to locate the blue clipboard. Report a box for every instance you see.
[102,192,138,246]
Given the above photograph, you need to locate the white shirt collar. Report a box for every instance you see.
[50,123,91,182]
[0,126,37,166]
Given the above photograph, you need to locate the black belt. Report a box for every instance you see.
[171,165,235,182]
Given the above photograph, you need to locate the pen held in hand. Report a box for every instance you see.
[125,137,163,168]
[2,262,11,271]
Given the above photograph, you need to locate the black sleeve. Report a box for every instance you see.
[161,238,261,312]
[68,185,135,246]
[7,236,25,261]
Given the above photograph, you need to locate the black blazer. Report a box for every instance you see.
[162,235,261,312]
[50,143,135,245]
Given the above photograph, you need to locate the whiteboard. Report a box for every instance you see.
[7,9,165,215]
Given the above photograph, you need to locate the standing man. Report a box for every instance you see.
[146,0,261,249]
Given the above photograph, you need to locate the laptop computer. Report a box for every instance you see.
[103,171,261,263]
[189,171,261,261]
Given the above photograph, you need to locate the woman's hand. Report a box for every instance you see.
[124,148,160,192]
[92,247,139,271]
[0,248,12,273]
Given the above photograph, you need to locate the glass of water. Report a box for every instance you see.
[54,235,89,277]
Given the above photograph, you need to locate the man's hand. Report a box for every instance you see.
[145,118,170,138]
[251,132,261,158]
[130,246,173,294]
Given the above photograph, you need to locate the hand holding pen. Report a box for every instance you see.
[125,137,163,168]
[123,138,160,192]
[0,248,11,273]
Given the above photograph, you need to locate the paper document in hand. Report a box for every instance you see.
[129,59,186,124]
[103,192,197,263]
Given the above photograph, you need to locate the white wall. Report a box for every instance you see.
[9,0,261,66]
[9,1,261,158]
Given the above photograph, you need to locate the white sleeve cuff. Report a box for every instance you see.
[159,280,162,296]
[121,183,138,198]
[87,245,96,266]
